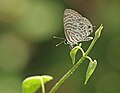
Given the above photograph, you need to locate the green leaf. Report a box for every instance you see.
[95,24,103,38]
[84,60,97,84]
[70,46,80,64]
[22,75,53,93]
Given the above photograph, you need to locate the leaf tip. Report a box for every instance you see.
[84,81,87,85]
[95,24,104,38]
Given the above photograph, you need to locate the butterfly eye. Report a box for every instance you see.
[64,40,67,44]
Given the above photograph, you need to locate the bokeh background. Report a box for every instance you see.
[0,0,120,93]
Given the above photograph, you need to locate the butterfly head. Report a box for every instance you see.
[63,39,68,45]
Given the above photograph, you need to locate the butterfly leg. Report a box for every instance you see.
[69,42,78,49]
[69,44,74,49]
[69,45,73,49]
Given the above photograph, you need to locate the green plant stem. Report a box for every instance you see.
[40,77,45,93]
[49,25,103,93]
[86,56,93,62]
[79,47,85,55]
[49,55,85,93]
[84,35,98,57]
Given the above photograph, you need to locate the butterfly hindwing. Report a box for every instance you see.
[63,9,93,47]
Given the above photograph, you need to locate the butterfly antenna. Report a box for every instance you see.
[53,36,65,40]
[55,40,65,47]
[92,26,96,28]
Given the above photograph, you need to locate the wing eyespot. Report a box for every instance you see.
[89,30,92,33]
[88,25,91,28]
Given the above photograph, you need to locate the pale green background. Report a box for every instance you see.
[0,0,120,93]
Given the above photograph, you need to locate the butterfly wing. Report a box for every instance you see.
[63,9,93,47]
[82,17,93,36]
[64,9,83,45]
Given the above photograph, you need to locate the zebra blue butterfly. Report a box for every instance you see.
[54,9,93,48]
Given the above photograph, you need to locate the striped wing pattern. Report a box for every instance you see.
[63,9,93,47]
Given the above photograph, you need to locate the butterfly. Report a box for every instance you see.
[54,9,93,48]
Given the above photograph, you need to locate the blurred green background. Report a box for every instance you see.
[0,0,120,93]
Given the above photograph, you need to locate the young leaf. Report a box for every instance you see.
[22,75,53,93]
[41,75,53,83]
[70,46,80,64]
[84,60,97,84]
[95,24,103,38]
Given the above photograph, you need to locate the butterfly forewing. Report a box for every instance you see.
[63,9,93,47]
